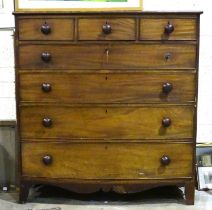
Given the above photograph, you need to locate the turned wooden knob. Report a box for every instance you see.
[42,155,53,165]
[42,83,52,93]
[102,22,112,34]
[164,22,174,34]
[162,117,171,127]
[41,24,51,35]
[162,82,173,94]
[161,155,171,166]
[42,118,52,127]
[41,52,51,62]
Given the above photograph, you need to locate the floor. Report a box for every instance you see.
[0,186,211,210]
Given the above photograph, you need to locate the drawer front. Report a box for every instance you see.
[19,72,196,103]
[18,18,74,41]
[20,106,194,140]
[140,18,197,40]
[22,142,193,179]
[18,44,196,70]
[78,18,135,40]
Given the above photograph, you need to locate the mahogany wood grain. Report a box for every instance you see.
[140,18,197,40]
[18,44,196,70]
[78,18,135,40]
[18,18,74,41]
[20,105,194,140]
[21,142,193,179]
[19,72,196,103]
[14,12,201,204]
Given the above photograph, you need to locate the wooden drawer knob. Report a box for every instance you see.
[41,23,51,35]
[161,155,171,166]
[41,52,51,62]
[42,155,53,165]
[162,82,173,94]
[164,22,174,34]
[42,83,52,93]
[102,22,112,34]
[162,117,171,127]
[42,118,52,127]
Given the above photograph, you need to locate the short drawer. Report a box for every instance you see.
[78,18,135,40]
[18,44,196,70]
[140,18,197,40]
[21,142,193,179]
[20,105,194,140]
[19,72,196,103]
[18,18,74,41]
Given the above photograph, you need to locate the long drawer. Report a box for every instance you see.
[18,44,196,70]
[19,72,196,103]
[20,105,194,140]
[21,142,193,179]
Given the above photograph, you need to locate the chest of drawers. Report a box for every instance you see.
[14,11,202,204]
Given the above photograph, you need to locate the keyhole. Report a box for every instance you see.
[164,52,172,61]
[105,109,108,114]
[105,49,110,63]
[105,76,108,80]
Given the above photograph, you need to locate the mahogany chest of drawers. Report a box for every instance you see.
[14,11,202,204]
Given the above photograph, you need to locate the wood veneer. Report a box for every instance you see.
[14,11,202,205]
